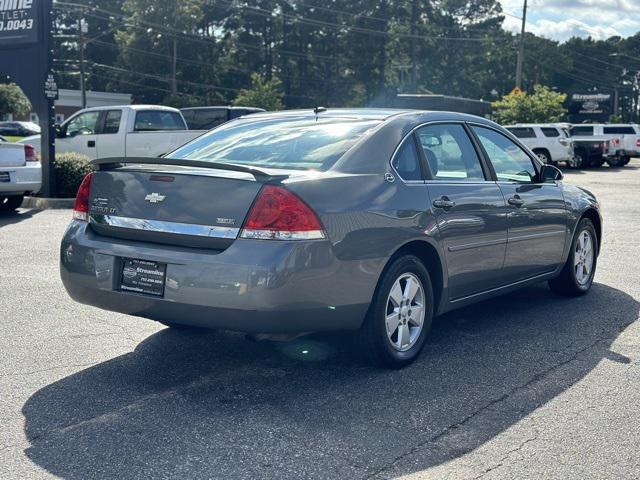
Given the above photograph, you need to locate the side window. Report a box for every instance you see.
[473,126,537,184]
[571,126,593,136]
[193,109,228,130]
[134,111,185,131]
[507,127,536,138]
[603,126,635,135]
[391,138,423,181]
[65,111,100,137]
[416,124,485,181]
[102,110,122,134]
[541,127,560,137]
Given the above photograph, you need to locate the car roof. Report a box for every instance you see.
[76,104,182,113]
[181,106,265,112]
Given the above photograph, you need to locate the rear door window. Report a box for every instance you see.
[541,127,560,137]
[416,124,485,181]
[571,126,593,136]
[134,111,185,131]
[507,127,536,138]
[603,126,636,135]
[473,126,537,184]
[192,109,228,130]
[101,110,122,134]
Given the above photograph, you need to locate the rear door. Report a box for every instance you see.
[96,109,125,158]
[418,123,508,300]
[471,125,567,283]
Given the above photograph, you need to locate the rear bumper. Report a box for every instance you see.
[60,222,377,333]
[0,163,41,195]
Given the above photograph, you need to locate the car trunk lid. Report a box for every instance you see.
[0,143,26,167]
[87,158,288,249]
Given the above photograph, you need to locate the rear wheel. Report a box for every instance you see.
[549,218,597,296]
[0,195,23,212]
[534,149,551,164]
[623,156,631,165]
[357,255,434,368]
[607,155,625,168]
[574,150,588,169]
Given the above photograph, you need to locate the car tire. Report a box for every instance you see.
[357,255,434,369]
[574,150,588,169]
[0,195,23,212]
[623,156,631,165]
[534,149,551,164]
[607,156,625,168]
[549,218,597,296]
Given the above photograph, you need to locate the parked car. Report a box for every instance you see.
[60,109,601,368]
[571,123,640,166]
[504,123,575,166]
[0,140,40,211]
[181,106,265,130]
[0,121,41,137]
[25,105,205,159]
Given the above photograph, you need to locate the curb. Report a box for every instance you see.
[22,196,75,209]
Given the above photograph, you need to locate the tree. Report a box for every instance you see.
[234,73,284,111]
[0,83,31,119]
[492,85,567,124]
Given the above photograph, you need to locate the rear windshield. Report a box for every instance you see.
[169,118,381,170]
[571,126,593,136]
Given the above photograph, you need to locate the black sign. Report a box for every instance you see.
[0,0,38,47]
[568,93,613,123]
[44,72,57,99]
[120,258,167,297]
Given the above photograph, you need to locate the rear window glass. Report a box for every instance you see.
[169,118,381,170]
[603,126,636,135]
[506,127,536,138]
[134,111,185,131]
[571,126,593,136]
[541,127,560,137]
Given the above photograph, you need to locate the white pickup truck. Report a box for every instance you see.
[24,105,205,160]
[571,124,640,166]
[0,138,40,212]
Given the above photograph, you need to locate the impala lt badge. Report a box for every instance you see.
[145,192,166,203]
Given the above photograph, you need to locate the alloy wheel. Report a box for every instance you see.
[574,230,594,286]
[385,273,426,351]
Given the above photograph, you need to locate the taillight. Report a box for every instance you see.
[636,138,640,147]
[24,144,37,162]
[72,173,94,221]
[240,185,325,240]
[612,138,620,146]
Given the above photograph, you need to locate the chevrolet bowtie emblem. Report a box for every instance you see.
[145,192,166,203]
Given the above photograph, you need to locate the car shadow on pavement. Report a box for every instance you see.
[0,208,40,228]
[22,283,638,479]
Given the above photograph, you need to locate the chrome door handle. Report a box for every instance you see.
[432,197,456,209]
[508,196,525,207]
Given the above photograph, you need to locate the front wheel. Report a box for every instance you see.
[549,218,597,296]
[357,255,434,368]
[534,150,551,164]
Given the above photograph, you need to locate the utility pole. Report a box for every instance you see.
[409,3,419,92]
[171,38,177,95]
[78,18,87,108]
[515,0,528,89]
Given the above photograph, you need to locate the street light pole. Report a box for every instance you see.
[515,0,528,89]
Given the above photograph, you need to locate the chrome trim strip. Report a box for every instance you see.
[508,230,566,243]
[89,214,239,239]
[448,238,507,252]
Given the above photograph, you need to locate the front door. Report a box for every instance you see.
[417,123,509,300]
[471,126,567,283]
[58,110,100,158]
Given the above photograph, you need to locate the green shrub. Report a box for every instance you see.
[54,152,94,198]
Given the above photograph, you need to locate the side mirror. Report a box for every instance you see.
[54,123,64,138]
[540,164,563,182]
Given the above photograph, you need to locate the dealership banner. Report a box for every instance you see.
[0,0,39,47]
[568,93,613,122]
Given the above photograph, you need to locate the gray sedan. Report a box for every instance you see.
[60,109,601,368]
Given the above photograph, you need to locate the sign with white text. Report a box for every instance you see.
[0,0,38,47]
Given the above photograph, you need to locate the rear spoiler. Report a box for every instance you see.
[91,157,289,181]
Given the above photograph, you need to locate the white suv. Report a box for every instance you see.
[0,139,41,212]
[505,124,574,165]
[571,124,640,165]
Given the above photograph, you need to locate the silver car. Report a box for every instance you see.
[60,109,601,368]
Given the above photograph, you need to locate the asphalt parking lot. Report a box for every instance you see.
[1,161,640,480]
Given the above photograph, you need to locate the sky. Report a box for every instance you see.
[500,0,640,42]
